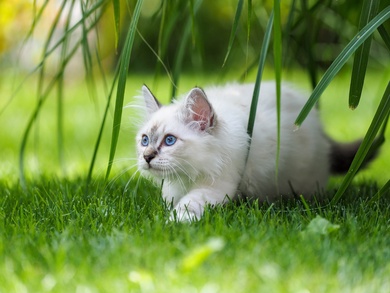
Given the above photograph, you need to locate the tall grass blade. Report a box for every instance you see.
[56,0,76,175]
[245,0,252,76]
[113,0,121,50]
[273,0,282,188]
[247,11,274,138]
[367,179,390,205]
[282,0,296,68]
[300,0,318,89]
[222,0,244,67]
[105,0,143,180]
[295,6,390,126]
[331,81,390,204]
[378,25,390,51]
[80,1,98,103]
[171,0,202,99]
[87,68,120,186]
[349,0,380,109]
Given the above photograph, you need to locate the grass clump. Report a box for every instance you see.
[0,177,389,292]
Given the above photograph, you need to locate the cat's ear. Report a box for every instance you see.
[142,85,162,114]
[184,87,215,131]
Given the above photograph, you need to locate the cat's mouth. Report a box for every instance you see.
[145,164,169,176]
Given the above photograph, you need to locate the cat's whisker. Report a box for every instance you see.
[105,162,139,192]
[169,158,196,184]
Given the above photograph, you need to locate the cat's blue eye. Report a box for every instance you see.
[164,135,177,146]
[141,135,149,146]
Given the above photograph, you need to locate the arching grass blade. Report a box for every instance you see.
[331,81,390,204]
[295,6,390,126]
[170,0,202,99]
[222,0,244,67]
[349,0,380,109]
[378,24,390,51]
[247,10,274,138]
[367,180,390,205]
[105,0,143,180]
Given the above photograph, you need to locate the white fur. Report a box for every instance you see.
[136,82,330,221]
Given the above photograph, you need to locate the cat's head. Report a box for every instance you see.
[136,85,222,182]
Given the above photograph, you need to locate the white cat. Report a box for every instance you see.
[135,82,355,221]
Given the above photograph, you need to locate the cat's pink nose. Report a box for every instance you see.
[144,151,157,163]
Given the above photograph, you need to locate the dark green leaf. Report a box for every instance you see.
[222,0,244,67]
[378,24,390,52]
[171,0,202,99]
[246,11,274,137]
[349,0,380,109]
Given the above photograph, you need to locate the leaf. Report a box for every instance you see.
[305,215,340,235]
[222,0,244,67]
[378,24,390,52]
[331,81,390,204]
[349,0,380,109]
[113,0,120,50]
[105,0,144,180]
[246,11,274,138]
[367,180,390,205]
[295,6,390,126]
[170,0,202,99]
[273,0,282,187]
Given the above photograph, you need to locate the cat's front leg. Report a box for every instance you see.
[169,184,235,222]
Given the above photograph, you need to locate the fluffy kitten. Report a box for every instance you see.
[136,82,360,221]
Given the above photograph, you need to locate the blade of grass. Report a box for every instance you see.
[244,0,252,79]
[367,180,390,205]
[105,0,143,180]
[247,10,274,138]
[331,81,390,204]
[295,6,390,126]
[56,0,77,175]
[300,0,318,89]
[113,0,120,50]
[378,24,390,51]
[87,67,120,186]
[80,1,99,103]
[282,0,296,68]
[273,0,282,191]
[349,0,380,109]
[222,0,244,67]
[170,0,202,99]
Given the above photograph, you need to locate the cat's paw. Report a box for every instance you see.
[169,208,199,222]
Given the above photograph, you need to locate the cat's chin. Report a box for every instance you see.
[144,166,169,178]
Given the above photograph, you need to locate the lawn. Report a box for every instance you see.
[0,68,389,292]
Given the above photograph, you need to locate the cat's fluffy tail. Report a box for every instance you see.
[329,137,383,174]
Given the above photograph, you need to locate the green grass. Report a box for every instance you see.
[0,177,389,292]
[0,69,389,292]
